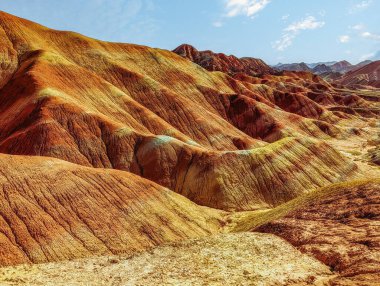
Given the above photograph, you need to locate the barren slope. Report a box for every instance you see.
[0,154,222,266]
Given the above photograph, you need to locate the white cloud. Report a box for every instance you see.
[225,0,271,18]
[273,16,325,51]
[273,33,294,51]
[351,24,365,30]
[339,35,350,43]
[284,16,325,33]
[281,14,289,21]
[361,31,380,41]
[355,0,373,9]
[213,21,223,27]
[349,0,373,13]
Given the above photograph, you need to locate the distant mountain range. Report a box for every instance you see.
[173,47,380,89]
[273,60,372,75]
[338,60,380,88]
[273,62,311,72]
[307,61,338,69]
[173,46,380,90]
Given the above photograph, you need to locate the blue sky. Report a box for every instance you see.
[1,0,379,64]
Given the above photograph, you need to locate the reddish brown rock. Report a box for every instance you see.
[256,180,380,285]
[173,44,275,76]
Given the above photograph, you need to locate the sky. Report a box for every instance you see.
[0,0,379,65]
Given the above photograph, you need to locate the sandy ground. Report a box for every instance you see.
[0,233,333,286]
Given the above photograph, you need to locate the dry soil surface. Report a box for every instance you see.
[0,233,333,286]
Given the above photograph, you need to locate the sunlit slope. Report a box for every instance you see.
[0,154,222,266]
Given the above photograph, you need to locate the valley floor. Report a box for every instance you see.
[0,233,333,286]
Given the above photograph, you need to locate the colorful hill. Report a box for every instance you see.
[0,11,380,285]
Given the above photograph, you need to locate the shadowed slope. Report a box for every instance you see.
[0,154,222,267]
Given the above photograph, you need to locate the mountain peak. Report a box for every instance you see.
[173,44,274,76]
[172,44,200,61]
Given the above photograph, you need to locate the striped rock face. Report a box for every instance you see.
[0,11,379,278]
[0,154,223,266]
[339,60,380,88]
